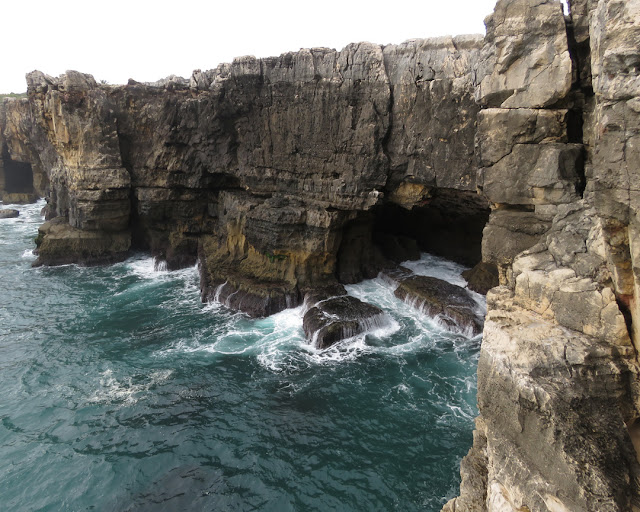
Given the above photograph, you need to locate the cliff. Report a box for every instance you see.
[444,0,640,510]
[19,36,488,317]
[1,0,640,509]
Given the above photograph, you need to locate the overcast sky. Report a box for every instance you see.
[1,0,541,93]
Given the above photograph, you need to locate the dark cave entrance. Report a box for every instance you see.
[336,189,490,284]
[1,146,34,194]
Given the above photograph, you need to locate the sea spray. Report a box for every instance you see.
[0,202,481,511]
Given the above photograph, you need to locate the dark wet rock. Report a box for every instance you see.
[33,216,130,267]
[393,275,483,336]
[378,265,414,287]
[462,261,499,295]
[373,233,420,264]
[0,208,19,218]
[303,295,387,349]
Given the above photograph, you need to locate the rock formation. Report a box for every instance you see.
[9,37,487,313]
[0,98,47,203]
[443,0,640,510]
[2,0,640,509]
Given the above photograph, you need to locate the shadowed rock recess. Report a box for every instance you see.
[2,0,640,509]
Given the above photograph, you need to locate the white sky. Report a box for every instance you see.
[1,0,507,93]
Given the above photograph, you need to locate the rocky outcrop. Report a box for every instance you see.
[0,98,48,203]
[382,269,484,336]
[0,208,19,218]
[21,37,486,320]
[302,295,388,349]
[445,0,640,510]
[3,0,640,508]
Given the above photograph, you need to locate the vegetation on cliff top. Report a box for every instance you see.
[0,92,27,100]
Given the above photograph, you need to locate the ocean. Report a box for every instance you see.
[0,200,480,511]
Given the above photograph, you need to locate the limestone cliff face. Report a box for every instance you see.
[19,37,485,315]
[3,0,640,509]
[444,0,640,510]
[0,98,48,203]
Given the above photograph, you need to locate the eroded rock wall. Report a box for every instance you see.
[445,0,640,510]
[0,98,47,203]
[25,37,484,315]
[4,0,640,507]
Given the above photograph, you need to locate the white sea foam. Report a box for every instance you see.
[156,251,483,370]
[88,368,173,405]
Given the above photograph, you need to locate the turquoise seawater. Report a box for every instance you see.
[0,200,481,511]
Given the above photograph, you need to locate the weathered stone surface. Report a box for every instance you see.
[475,0,573,108]
[442,418,488,512]
[0,98,47,202]
[0,208,19,218]
[2,1,640,509]
[33,216,130,266]
[476,108,568,168]
[393,275,483,336]
[462,261,499,295]
[475,287,639,512]
[478,143,584,206]
[447,1,640,510]
[302,295,387,349]
[590,0,640,102]
[14,38,483,317]
[481,209,552,282]
[384,36,482,192]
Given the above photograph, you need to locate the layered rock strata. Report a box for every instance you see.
[0,98,47,203]
[17,37,486,316]
[444,0,640,510]
[2,0,640,508]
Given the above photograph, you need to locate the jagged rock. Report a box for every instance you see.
[384,36,482,192]
[393,275,483,336]
[1,98,47,202]
[481,209,552,277]
[1,1,639,509]
[302,295,387,349]
[476,108,568,168]
[442,418,488,512]
[474,286,640,511]
[590,0,640,102]
[475,0,572,108]
[462,261,499,295]
[478,143,585,206]
[0,209,19,218]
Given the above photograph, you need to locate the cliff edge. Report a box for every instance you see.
[1,0,640,509]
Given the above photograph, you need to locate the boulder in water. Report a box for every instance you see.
[0,209,19,219]
[303,295,387,349]
[393,275,483,336]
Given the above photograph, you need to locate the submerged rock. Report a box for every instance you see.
[0,209,19,218]
[303,295,387,349]
[393,275,483,336]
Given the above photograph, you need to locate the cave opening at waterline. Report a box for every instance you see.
[1,146,34,196]
[336,189,491,285]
